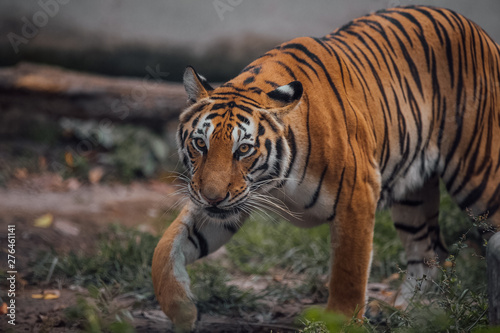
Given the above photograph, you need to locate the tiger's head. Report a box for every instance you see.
[177,66,303,223]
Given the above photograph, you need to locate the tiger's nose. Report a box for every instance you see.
[201,193,226,206]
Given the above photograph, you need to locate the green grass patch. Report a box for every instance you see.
[31,224,160,301]
[226,217,330,276]
[65,285,135,333]
[371,209,404,282]
[188,262,267,316]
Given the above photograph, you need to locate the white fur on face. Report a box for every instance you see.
[231,118,256,154]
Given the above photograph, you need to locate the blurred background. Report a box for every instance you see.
[1,0,499,182]
[1,0,499,81]
[0,1,498,332]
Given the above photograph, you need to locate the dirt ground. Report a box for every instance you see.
[0,173,393,332]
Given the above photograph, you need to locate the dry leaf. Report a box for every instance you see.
[54,219,80,237]
[0,302,7,315]
[43,290,60,300]
[272,274,284,282]
[34,213,54,228]
[65,178,81,191]
[381,290,394,297]
[32,290,61,300]
[43,293,60,300]
[88,166,104,184]
[65,151,74,167]
[14,168,28,180]
[39,156,47,170]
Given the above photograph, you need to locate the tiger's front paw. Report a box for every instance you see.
[151,220,199,332]
[152,253,198,332]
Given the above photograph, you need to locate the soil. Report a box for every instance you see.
[0,172,394,332]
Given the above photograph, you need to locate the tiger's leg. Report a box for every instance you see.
[151,204,241,332]
[391,175,447,307]
[327,182,377,318]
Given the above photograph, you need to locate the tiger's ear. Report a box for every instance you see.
[265,81,303,116]
[183,66,214,103]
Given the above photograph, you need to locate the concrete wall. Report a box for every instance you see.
[1,0,499,52]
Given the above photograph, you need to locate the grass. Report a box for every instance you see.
[64,285,135,333]
[27,187,497,332]
[188,263,267,316]
[31,224,159,301]
[226,217,331,276]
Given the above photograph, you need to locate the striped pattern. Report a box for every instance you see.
[153,6,500,326]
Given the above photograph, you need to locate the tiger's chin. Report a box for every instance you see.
[200,206,242,224]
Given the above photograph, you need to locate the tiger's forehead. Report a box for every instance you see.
[193,107,256,149]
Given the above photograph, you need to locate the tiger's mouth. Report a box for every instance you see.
[204,206,239,219]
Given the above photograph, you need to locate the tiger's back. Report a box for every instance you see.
[231,5,500,219]
[152,6,500,330]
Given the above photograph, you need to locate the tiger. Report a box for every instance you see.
[152,5,500,331]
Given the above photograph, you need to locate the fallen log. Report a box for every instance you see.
[0,62,188,125]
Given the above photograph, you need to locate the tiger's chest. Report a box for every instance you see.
[269,173,341,227]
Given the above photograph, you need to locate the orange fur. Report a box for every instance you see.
[152,6,500,328]
[152,208,197,331]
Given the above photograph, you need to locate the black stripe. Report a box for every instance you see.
[177,124,185,142]
[181,102,208,124]
[266,139,283,180]
[299,97,311,184]
[459,164,492,210]
[260,113,279,133]
[182,155,189,169]
[412,7,443,44]
[187,235,198,249]
[439,20,455,88]
[213,91,260,106]
[305,165,328,209]
[248,86,263,94]
[393,11,430,69]
[236,114,250,126]
[282,50,319,78]
[426,211,439,221]
[235,104,254,114]
[223,224,238,233]
[394,199,423,206]
[265,80,279,88]
[243,76,255,85]
[284,127,297,180]
[394,221,426,234]
[274,137,283,171]
[192,226,209,258]
[379,14,413,48]
[487,183,500,218]
[205,112,219,120]
[275,60,297,80]
[211,103,227,111]
[413,232,430,242]
[390,28,423,97]
[258,124,265,136]
[251,139,272,174]
[407,260,425,265]
[327,166,346,221]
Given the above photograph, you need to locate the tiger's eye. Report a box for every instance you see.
[238,144,250,154]
[195,138,206,149]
